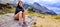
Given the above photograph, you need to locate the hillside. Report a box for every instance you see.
[23,2,57,15]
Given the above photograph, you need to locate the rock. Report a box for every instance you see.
[0,14,36,27]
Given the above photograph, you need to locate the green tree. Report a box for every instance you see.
[28,8,35,12]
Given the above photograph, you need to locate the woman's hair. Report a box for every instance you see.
[17,1,23,7]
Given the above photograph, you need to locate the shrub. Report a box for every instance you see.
[28,8,35,12]
[55,16,60,19]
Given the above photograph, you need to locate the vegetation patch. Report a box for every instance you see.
[54,16,60,20]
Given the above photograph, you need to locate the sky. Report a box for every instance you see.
[0,0,60,14]
[22,0,60,14]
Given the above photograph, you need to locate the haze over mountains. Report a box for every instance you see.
[0,0,16,4]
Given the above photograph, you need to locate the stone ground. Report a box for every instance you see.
[0,13,19,27]
[0,13,60,27]
[0,13,36,27]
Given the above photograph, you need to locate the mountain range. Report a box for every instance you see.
[23,2,57,15]
[0,1,57,15]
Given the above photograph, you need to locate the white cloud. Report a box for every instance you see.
[10,0,14,1]
[21,0,40,3]
[46,6,60,14]
[0,0,15,4]
[34,0,40,2]
[39,0,60,4]
[46,6,60,10]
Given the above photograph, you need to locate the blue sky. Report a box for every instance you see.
[0,0,60,14]
[21,0,60,14]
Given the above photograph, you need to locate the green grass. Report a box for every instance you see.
[6,8,15,13]
[28,11,44,18]
[28,10,60,19]
[2,8,15,13]
[28,11,37,17]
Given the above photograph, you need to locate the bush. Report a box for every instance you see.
[28,8,35,12]
[55,16,60,19]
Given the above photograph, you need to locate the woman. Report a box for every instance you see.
[14,1,27,26]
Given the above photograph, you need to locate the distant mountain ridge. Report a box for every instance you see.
[23,2,57,15]
[33,2,57,15]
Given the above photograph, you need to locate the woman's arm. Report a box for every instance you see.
[15,7,18,15]
[23,7,28,15]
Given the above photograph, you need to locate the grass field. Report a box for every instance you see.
[28,11,60,27]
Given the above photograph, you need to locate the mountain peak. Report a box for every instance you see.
[33,2,42,7]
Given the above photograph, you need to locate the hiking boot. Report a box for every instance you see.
[23,21,28,27]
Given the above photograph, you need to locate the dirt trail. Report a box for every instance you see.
[0,13,19,27]
[0,13,60,27]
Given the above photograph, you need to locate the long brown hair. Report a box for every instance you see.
[17,1,23,7]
